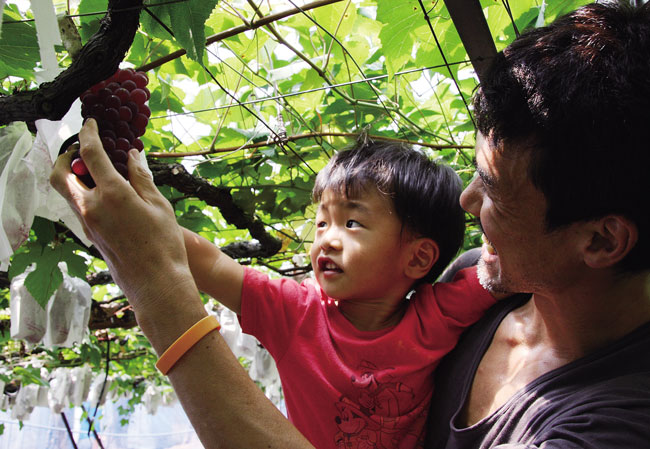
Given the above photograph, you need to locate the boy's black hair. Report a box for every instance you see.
[474,1,650,273]
[312,140,465,283]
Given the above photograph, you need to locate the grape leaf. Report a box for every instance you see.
[177,205,218,232]
[163,0,218,63]
[78,0,108,42]
[31,216,55,247]
[9,240,88,309]
[23,245,63,309]
[377,0,421,79]
[0,8,38,78]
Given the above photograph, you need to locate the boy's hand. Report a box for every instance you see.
[50,119,195,314]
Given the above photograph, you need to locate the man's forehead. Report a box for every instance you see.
[474,132,533,193]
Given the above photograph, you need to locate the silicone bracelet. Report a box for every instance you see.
[156,315,221,375]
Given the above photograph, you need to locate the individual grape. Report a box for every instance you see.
[115,137,131,151]
[133,138,144,152]
[117,68,135,82]
[131,124,145,138]
[106,82,121,92]
[90,103,105,117]
[133,72,148,89]
[132,113,148,132]
[139,104,151,118]
[125,101,139,117]
[114,121,131,138]
[82,93,99,107]
[80,90,94,102]
[114,88,130,104]
[100,129,117,140]
[71,158,89,176]
[109,150,128,164]
[98,120,115,132]
[101,137,116,152]
[105,95,121,109]
[122,80,137,92]
[90,81,105,94]
[118,106,133,121]
[104,108,120,122]
[122,129,135,144]
[97,88,112,102]
[130,88,147,105]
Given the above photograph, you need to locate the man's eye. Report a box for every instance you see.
[346,220,361,228]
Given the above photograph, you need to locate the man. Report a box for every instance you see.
[50,2,650,448]
[426,2,650,447]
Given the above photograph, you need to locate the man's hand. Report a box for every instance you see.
[50,119,194,314]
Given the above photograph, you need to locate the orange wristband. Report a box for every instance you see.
[155,315,221,375]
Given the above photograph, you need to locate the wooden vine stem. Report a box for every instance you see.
[0,0,144,126]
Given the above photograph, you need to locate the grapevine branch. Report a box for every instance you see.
[0,0,143,126]
[148,160,282,258]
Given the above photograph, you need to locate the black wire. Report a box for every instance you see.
[199,63,317,175]
[283,0,407,138]
[144,6,175,38]
[91,338,110,425]
[60,411,79,449]
[417,0,476,128]
[151,61,470,120]
[501,0,520,38]
[204,45,333,153]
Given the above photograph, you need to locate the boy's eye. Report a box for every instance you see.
[346,220,361,228]
[317,221,327,228]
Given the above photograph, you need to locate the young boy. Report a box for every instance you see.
[182,141,498,448]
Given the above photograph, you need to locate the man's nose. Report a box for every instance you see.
[459,175,482,217]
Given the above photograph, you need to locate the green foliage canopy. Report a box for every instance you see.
[0,0,590,418]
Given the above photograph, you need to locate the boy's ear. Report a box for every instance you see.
[582,215,638,269]
[405,238,439,280]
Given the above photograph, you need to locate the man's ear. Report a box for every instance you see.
[583,216,638,269]
[405,238,439,280]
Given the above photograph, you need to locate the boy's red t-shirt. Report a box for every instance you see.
[239,266,494,449]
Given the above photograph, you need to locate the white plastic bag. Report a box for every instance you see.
[142,383,162,415]
[11,383,39,421]
[87,374,111,407]
[0,123,36,270]
[10,270,47,344]
[36,384,49,407]
[42,263,92,348]
[47,368,71,414]
[68,365,92,407]
[30,102,92,248]
[219,308,258,358]
[11,263,92,347]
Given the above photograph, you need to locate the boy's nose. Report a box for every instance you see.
[320,229,342,251]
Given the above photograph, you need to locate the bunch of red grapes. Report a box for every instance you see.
[71,68,151,185]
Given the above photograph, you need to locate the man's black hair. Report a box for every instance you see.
[474,1,650,273]
[313,140,465,283]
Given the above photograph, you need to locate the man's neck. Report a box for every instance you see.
[527,270,650,357]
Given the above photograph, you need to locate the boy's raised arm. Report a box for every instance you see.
[182,227,245,314]
[49,119,314,449]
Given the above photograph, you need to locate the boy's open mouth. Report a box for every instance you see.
[318,257,343,273]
